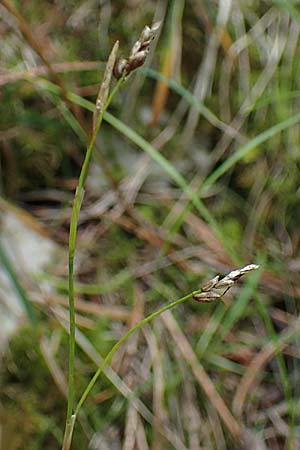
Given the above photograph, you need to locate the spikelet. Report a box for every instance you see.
[113,22,161,79]
[193,264,259,303]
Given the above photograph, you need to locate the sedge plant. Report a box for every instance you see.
[62,22,161,450]
[62,23,259,450]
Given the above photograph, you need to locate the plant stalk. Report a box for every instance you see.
[62,75,125,450]
[75,289,201,415]
[64,288,202,450]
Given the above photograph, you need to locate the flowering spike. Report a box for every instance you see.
[193,264,259,303]
[113,22,161,79]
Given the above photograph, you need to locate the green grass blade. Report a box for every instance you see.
[36,77,300,204]
[200,112,300,194]
[196,302,227,358]
[0,241,37,323]
[103,111,229,251]
[218,269,262,342]
[142,68,233,133]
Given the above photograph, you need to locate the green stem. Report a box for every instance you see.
[64,277,200,448]
[75,289,201,415]
[63,76,125,450]
[62,415,76,450]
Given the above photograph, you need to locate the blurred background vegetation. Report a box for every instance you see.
[1,1,300,449]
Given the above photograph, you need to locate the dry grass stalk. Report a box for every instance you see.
[233,311,300,416]
[161,310,243,442]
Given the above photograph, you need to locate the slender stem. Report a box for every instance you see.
[63,286,202,449]
[75,289,201,415]
[63,76,125,450]
[62,415,76,450]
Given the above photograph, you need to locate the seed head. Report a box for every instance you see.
[193,264,259,303]
[113,22,161,79]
